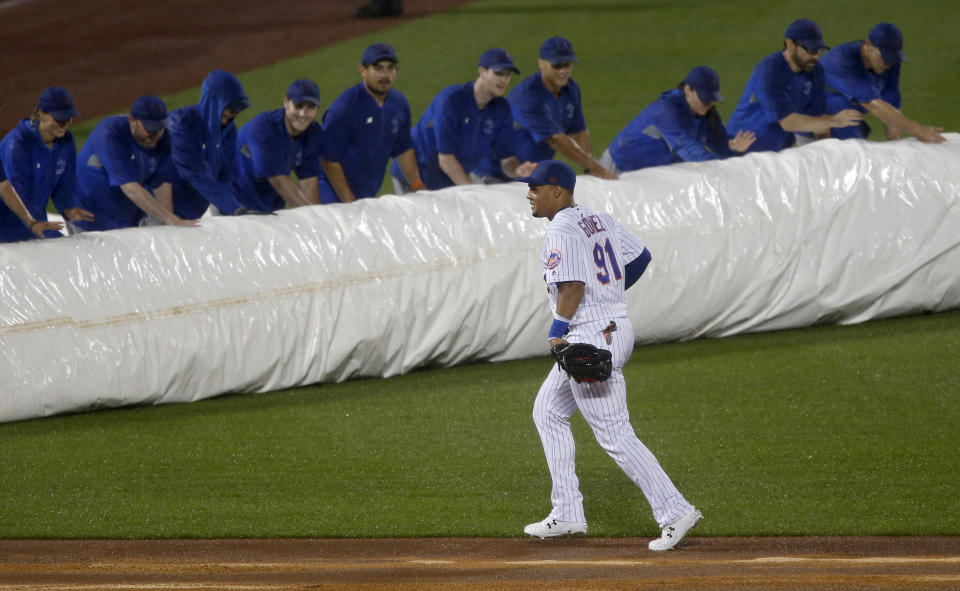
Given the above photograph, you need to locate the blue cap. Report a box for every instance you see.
[130,95,168,132]
[478,48,519,74]
[869,22,906,65]
[362,42,398,65]
[540,36,579,64]
[515,160,576,192]
[785,18,829,52]
[684,66,723,103]
[286,79,321,106]
[37,86,79,120]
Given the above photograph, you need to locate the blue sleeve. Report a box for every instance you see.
[654,101,717,162]
[2,133,34,199]
[294,124,323,179]
[624,247,652,290]
[433,94,462,155]
[186,175,242,214]
[50,137,78,213]
[170,112,242,213]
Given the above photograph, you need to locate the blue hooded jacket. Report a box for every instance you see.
[168,69,248,218]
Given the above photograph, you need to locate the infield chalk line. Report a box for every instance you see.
[736,556,960,564]
[502,559,651,566]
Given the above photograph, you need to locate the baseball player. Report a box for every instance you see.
[73,95,197,231]
[600,66,755,173]
[168,69,252,218]
[388,48,535,192]
[519,160,700,551]
[233,79,323,211]
[317,43,424,203]
[820,23,944,143]
[726,18,863,152]
[0,86,93,242]
[472,37,616,183]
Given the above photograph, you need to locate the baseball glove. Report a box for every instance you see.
[550,342,613,383]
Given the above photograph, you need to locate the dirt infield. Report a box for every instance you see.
[1,537,959,590]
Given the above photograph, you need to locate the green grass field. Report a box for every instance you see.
[12,0,959,539]
[2,311,958,538]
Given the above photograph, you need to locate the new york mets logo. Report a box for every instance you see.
[545,249,562,270]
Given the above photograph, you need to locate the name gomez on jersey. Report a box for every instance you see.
[541,205,647,324]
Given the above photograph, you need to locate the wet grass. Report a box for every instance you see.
[1,310,957,537]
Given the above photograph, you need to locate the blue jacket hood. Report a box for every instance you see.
[198,69,248,141]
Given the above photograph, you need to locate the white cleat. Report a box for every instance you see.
[523,516,588,538]
[648,509,702,551]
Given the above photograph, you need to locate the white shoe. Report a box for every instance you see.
[648,508,702,551]
[523,516,588,538]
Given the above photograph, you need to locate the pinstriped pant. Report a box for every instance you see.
[532,317,694,528]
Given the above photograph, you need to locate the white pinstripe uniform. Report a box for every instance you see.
[534,205,695,529]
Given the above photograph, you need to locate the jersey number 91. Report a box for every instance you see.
[593,238,622,284]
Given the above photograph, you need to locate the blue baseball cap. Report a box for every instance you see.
[37,86,79,120]
[130,95,168,132]
[286,79,321,106]
[478,48,520,74]
[362,42,398,65]
[684,66,723,103]
[515,160,576,192]
[785,18,829,52]
[540,36,579,64]
[869,22,906,65]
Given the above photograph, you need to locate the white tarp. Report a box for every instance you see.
[2,135,959,422]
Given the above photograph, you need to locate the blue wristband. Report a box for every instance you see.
[548,318,570,339]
